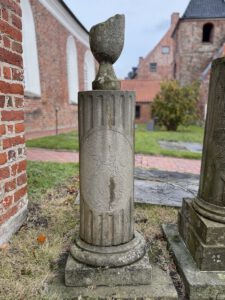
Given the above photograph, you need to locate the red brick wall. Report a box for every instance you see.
[174,19,225,85]
[0,0,27,244]
[137,13,179,81]
[135,102,151,124]
[24,0,90,138]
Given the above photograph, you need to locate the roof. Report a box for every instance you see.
[183,0,225,19]
[60,0,89,34]
[121,80,161,103]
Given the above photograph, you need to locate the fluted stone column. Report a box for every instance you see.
[69,90,146,268]
[79,91,134,247]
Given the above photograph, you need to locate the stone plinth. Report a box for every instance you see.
[163,224,225,300]
[65,253,152,287]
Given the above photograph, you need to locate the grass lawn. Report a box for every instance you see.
[135,124,204,159]
[26,131,79,152]
[26,125,204,159]
[0,161,183,299]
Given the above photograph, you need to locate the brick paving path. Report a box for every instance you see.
[27,148,201,175]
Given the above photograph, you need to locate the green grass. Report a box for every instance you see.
[27,161,79,200]
[135,124,204,159]
[26,125,204,159]
[26,131,79,151]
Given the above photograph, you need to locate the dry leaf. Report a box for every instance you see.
[37,233,46,245]
[0,243,9,255]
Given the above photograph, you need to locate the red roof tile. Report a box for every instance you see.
[121,80,161,103]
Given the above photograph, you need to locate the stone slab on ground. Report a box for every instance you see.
[134,169,199,207]
[48,258,178,299]
[65,253,152,287]
[158,141,202,153]
[163,223,225,300]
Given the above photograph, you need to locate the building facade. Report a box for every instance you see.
[129,0,225,122]
[125,13,179,123]
[21,0,95,138]
[136,13,179,82]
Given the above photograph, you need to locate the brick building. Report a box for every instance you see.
[121,80,160,124]
[21,0,95,138]
[136,13,179,82]
[173,0,225,117]
[128,0,225,122]
[0,0,28,244]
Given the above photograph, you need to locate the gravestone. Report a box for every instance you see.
[61,15,177,299]
[163,58,225,300]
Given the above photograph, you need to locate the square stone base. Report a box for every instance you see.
[163,223,225,300]
[178,198,225,271]
[48,254,178,299]
[65,254,152,287]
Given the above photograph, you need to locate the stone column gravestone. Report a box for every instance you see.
[163,58,225,300]
[65,14,151,287]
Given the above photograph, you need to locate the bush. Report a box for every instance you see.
[152,81,200,131]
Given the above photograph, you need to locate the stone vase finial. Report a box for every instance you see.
[90,14,125,90]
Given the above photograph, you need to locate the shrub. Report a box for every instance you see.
[152,81,200,131]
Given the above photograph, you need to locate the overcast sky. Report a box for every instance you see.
[64,0,190,79]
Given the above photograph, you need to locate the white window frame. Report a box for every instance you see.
[21,0,41,98]
[84,50,95,90]
[66,36,79,104]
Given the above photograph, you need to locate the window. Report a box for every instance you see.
[66,36,79,104]
[135,105,141,119]
[149,63,157,73]
[84,50,95,90]
[162,46,170,54]
[21,0,41,97]
[202,23,214,43]
[149,63,157,72]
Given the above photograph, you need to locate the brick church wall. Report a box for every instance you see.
[0,0,28,244]
[24,0,90,138]
[174,19,225,85]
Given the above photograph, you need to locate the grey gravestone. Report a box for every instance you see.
[63,15,177,299]
[135,169,199,207]
[164,58,225,299]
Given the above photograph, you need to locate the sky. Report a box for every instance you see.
[64,0,190,79]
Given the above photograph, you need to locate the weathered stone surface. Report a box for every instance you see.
[178,199,225,271]
[0,204,27,245]
[50,259,178,299]
[180,198,225,245]
[194,58,225,223]
[69,231,146,269]
[65,253,152,287]
[158,141,202,153]
[78,90,135,248]
[90,14,125,90]
[163,224,225,300]
[135,169,198,207]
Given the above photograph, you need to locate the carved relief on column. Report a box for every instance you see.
[79,90,135,246]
